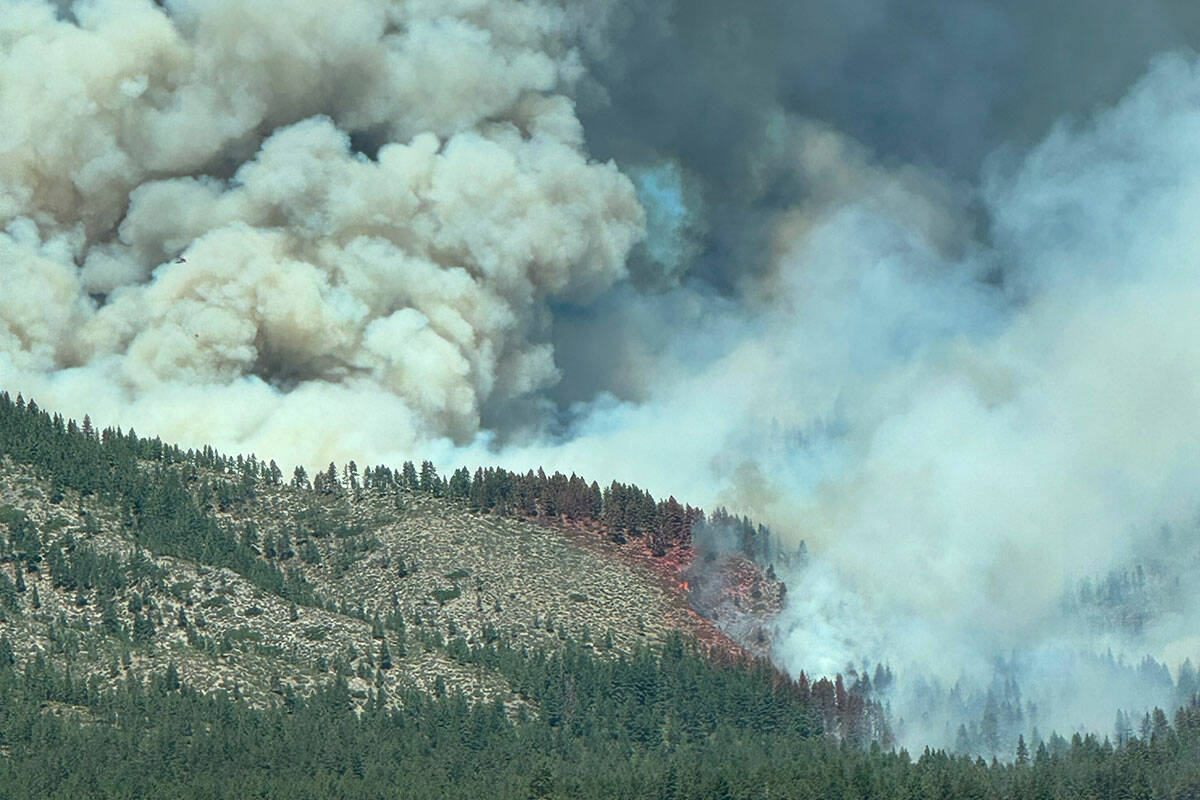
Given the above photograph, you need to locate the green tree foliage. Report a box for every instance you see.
[0,393,317,606]
[394,460,717,559]
[0,630,1192,799]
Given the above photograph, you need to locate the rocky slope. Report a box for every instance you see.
[0,443,782,717]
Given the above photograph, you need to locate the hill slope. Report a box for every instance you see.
[0,392,779,715]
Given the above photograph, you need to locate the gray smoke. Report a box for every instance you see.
[567,0,1200,292]
[491,51,1200,745]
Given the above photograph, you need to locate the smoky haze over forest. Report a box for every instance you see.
[5,0,1200,749]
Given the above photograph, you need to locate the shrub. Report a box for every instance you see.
[431,587,461,606]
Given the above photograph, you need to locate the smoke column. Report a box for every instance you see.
[6,0,1200,748]
[1,0,643,467]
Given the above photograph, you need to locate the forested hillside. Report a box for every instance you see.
[1,392,1199,798]
[0,390,773,706]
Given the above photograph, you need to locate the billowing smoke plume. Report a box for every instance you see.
[7,0,1200,750]
[1,0,642,466]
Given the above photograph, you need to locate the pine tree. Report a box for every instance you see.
[419,461,439,494]
[291,465,309,489]
[379,639,393,670]
[401,461,418,489]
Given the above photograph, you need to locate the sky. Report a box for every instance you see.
[5,0,1200,748]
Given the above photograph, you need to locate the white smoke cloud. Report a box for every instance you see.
[779,54,1200,656]
[1,0,643,464]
